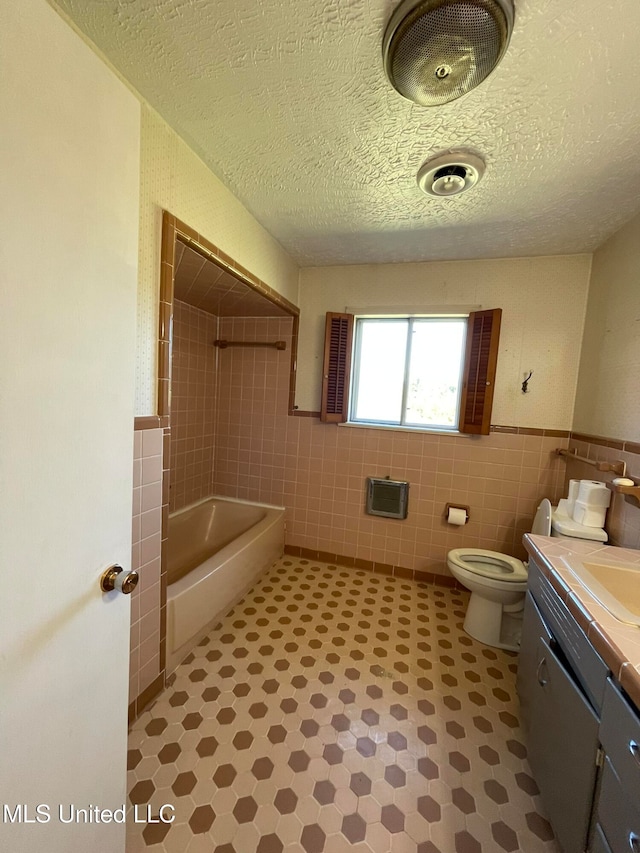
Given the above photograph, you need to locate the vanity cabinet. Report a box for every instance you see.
[596,679,640,853]
[518,566,605,853]
[519,556,640,853]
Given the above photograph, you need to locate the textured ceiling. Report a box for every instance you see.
[174,242,292,316]
[54,0,640,266]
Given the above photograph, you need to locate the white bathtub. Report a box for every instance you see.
[166,496,284,674]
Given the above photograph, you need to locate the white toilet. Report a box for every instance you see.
[447,497,608,652]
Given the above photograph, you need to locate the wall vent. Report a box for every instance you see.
[366,478,409,520]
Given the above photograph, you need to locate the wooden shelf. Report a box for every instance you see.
[614,484,640,502]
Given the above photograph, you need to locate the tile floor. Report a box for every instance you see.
[126,558,559,853]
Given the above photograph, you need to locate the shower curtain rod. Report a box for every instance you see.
[214,339,287,351]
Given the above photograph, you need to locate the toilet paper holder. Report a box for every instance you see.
[445,503,470,524]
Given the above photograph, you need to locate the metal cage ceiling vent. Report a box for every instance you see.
[417,151,486,197]
[383,0,515,106]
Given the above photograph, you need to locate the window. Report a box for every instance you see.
[351,317,466,429]
[321,309,501,435]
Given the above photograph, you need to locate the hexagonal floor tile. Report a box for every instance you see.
[126,557,559,853]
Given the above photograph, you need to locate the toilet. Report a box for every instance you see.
[447,497,608,652]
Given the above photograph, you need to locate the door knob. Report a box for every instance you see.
[100,564,139,595]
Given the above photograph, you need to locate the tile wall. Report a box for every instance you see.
[283,423,568,573]
[130,427,165,710]
[214,316,294,505]
[170,300,219,512]
[566,434,640,549]
[207,313,569,574]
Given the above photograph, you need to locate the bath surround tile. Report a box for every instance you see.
[130,426,165,717]
[126,556,558,852]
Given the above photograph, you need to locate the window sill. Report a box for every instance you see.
[340,421,467,438]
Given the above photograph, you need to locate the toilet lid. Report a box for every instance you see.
[531,498,552,536]
[449,548,528,582]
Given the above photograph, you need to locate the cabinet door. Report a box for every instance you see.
[517,592,552,733]
[596,759,640,853]
[590,823,613,853]
[528,637,599,853]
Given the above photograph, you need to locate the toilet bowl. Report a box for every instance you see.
[447,499,549,652]
[447,496,608,651]
[448,550,530,651]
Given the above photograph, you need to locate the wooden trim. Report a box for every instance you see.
[458,308,502,436]
[288,315,299,415]
[320,312,354,423]
[134,415,163,431]
[571,432,626,451]
[173,216,299,318]
[292,413,571,435]
[570,432,640,456]
[491,425,571,437]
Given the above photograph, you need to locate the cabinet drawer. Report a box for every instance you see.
[600,678,640,798]
[596,758,640,853]
[528,560,608,712]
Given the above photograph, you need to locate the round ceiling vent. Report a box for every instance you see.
[417,152,485,197]
[383,0,514,106]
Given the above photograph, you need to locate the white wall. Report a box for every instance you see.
[0,3,140,850]
[573,211,640,442]
[135,107,300,415]
[297,255,592,429]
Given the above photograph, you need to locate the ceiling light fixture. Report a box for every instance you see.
[417,151,486,197]
[383,0,515,106]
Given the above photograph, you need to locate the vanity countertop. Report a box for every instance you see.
[524,534,640,709]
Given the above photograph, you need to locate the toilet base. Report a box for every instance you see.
[463,591,524,652]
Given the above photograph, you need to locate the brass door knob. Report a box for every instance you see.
[100,564,139,595]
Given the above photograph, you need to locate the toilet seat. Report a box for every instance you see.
[447,548,528,582]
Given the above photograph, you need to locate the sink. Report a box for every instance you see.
[561,555,640,627]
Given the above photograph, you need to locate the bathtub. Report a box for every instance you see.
[166,496,284,674]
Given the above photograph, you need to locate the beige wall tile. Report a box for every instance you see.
[129,426,164,707]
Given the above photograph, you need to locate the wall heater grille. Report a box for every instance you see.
[366,478,409,519]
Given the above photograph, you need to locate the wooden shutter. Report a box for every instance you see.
[458,308,502,435]
[320,312,354,423]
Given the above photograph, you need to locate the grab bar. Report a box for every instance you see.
[214,339,286,351]
[556,448,626,477]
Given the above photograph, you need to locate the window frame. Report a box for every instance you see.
[348,315,468,431]
[320,308,502,435]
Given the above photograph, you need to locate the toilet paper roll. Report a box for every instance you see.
[566,478,580,515]
[577,480,610,507]
[447,507,467,526]
[567,479,580,503]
